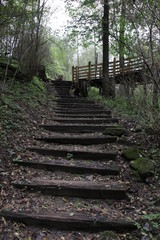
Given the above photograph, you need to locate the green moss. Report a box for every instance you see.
[130,157,154,177]
[103,126,125,136]
[122,147,140,160]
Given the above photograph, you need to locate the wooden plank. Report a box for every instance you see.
[13,159,120,175]
[35,135,117,144]
[55,106,104,110]
[54,110,112,114]
[0,211,136,232]
[74,57,144,84]
[72,66,74,83]
[50,118,119,124]
[13,180,127,200]
[56,99,95,104]
[53,114,112,118]
[56,103,100,107]
[40,124,118,133]
[28,147,117,160]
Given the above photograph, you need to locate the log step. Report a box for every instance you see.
[13,159,120,175]
[54,109,111,114]
[36,135,117,145]
[50,118,118,124]
[56,99,95,104]
[13,180,127,199]
[54,114,112,118]
[0,211,136,232]
[55,105,104,109]
[56,103,98,107]
[40,124,118,133]
[28,147,117,160]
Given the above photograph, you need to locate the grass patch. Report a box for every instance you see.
[88,87,160,134]
[88,87,139,119]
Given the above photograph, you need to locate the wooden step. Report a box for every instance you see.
[56,99,95,104]
[36,135,117,145]
[50,118,118,124]
[56,105,104,109]
[55,96,76,99]
[13,180,127,199]
[56,103,98,107]
[28,147,117,160]
[40,124,118,133]
[54,114,112,118]
[13,159,120,175]
[0,211,136,232]
[54,109,111,114]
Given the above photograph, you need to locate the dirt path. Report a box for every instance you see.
[0,81,159,240]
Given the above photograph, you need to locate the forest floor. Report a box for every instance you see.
[0,80,160,240]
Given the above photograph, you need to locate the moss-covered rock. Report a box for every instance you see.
[130,157,154,177]
[122,147,140,160]
[103,126,125,136]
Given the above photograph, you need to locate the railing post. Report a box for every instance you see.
[72,66,74,83]
[128,59,131,72]
[99,67,102,79]
[113,57,116,79]
[95,63,97,80]
[88,61,91,81]
[76,66,79,85]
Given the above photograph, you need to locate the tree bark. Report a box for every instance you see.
[119,0,128,97]
[102,0,115,98]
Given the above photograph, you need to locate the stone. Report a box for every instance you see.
[135,125,142,133]
[130,158,154,178]
[103,126,125,136]
[122,147,140,160]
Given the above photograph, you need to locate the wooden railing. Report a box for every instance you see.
[72,57,144,83]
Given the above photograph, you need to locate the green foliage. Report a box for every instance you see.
[45,36,75,80]
[66,153,73,160]
[32,76,45,92]
[88,87,139,118]
[136,213,160,239]
[65,0,102,47]
[88,87,160,137]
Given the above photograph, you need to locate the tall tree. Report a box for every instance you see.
[102,0,110,97]
[102,0,115,98]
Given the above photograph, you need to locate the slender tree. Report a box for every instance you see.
[102,0,115,97]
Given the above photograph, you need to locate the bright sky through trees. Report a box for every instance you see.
[47,0,69,34]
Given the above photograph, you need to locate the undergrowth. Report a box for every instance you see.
[88,87,160,135]
[0,77,46,145]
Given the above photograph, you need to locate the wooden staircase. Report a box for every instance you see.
[0,80,137,234]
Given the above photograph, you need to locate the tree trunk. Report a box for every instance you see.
[102,0,115,98]
[119,0,127,97]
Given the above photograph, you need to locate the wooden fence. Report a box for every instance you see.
[72,57,144,84]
